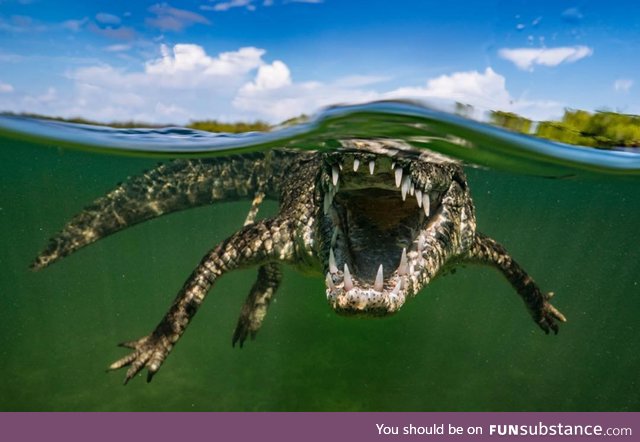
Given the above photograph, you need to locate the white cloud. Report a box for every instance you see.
[87,22,136,40]
[236,66,563,122]
[499,45,593,70]
[384,68,564,120]
[199,0,320,11]
[391,68,564,121]
[0,15,48,33]
[613,79,633,93]
[105,44,131,52]
[145,44,264,79]
[48,44,269,122]
[95,13,121,25]
[146,3,210,31]
[385,68,511,110]
[0,86,63,120]
[61,18,89,32]
[0,81,14,93]
[240,60,291,91]
[561,7,583,23]
[38,87,57,103]
[234,61,379,121]
[202,0,256,11]
[69,45,265,90]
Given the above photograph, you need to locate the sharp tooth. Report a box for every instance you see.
[391,279,401,295]
[394,167,403,187]
[423,193,430,216]
[418,235,425,253]
[401,176,411,201]
[398,248,408,275]
[409,181,415,196]
[326,272,335,290]
[338,163,343,170]
[325,190,334,212]
[374,264,384,292]
[415,189,423,207]
[391,162,396,171]
[331,228,338,246]
[332,165,339,186]
[343,263,353,291]
[353,158,360,172]
[369,160,375,175]
[329,249,338,274]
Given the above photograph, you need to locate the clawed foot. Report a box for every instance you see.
[536,292,567,334]
[108,333,173,384]
[231,294,270,348]
[232,310,263,348]
[232,320,253,348]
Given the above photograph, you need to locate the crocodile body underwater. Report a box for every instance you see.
[32,139,566,384]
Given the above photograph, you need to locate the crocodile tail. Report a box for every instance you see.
[32,152,279,270]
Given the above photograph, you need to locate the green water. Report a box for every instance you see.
[1,136,639,411]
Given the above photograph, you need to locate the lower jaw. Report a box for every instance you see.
[334,309,398,318]
[327,286,408,317]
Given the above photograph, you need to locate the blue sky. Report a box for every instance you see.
[0,0,638,123]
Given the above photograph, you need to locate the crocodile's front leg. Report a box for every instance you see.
[232,263,282,347]
[465,232,567,333]
[231,189,283,347]
[109,217,296,384]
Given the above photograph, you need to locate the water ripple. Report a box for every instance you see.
[1,100,639,176]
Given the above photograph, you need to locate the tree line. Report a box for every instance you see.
[488,109,640,148]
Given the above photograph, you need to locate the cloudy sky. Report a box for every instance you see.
[0,0,638,124]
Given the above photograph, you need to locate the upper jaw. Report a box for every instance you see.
[320,150,445,316]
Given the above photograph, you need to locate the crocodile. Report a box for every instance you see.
[32,139,566,384]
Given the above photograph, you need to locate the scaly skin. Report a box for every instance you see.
[32,140,566,384]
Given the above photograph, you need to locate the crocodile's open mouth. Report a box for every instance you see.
[322,151,444,316]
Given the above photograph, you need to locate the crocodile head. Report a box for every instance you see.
[319,140,475,317]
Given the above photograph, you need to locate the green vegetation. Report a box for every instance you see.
[0,112,168,128]
[1,112,271,133]
[454,102,474,118]
[276,114,310,127]
[490,109,640,148]
[186,119,270,133]
[489,111,532,134]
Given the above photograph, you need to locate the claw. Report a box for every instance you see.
[108,347,143,371]
[548,303,567,322]
[109,333,172,384]
[538,318,551,335]
[118,337,146,349]
[536,300,566,335]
